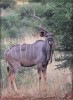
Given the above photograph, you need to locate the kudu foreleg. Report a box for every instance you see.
[38,71,42,91]
[43,70,47,81]
[38,64,42,92]
[42,66,48,92]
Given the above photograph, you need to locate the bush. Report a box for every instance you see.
[0,0,16,9]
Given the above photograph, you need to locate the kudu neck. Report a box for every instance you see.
[44,38,50,47]
[45,37,53,49]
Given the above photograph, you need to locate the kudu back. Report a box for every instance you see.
[4,32,54,92]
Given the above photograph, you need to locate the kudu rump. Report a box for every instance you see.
[4,14,55,92]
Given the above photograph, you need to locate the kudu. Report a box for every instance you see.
[4,13,55,92]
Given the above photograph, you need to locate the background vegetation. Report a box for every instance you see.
[0,0,73,98]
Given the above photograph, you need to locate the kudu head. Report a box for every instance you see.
[39,26,54,45]
[32,10,56,47]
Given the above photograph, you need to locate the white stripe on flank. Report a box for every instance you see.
[15,47,17,59]
[32,45,33,59]
[29,45,31,60]
[33,45,34,59]
[20,44,22,60]
[11,48,12,57]
[25,44,27,59]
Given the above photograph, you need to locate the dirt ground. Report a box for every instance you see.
[1,96,71,100]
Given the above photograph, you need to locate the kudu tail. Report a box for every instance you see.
[4,50,10,76]
[6,64,10,76]
[7,67,10,74]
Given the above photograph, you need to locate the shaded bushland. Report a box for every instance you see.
[0,0,73,99]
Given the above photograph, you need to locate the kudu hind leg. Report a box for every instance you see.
[7,67,12,92]
[7,66,18,92]
[11,73,18,92]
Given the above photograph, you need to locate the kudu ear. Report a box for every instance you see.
[40,31,45,37]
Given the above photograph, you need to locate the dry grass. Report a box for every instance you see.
[2,34,44,46]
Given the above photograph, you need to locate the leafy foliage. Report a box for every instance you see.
[0,0,16,9]
[1,2,73,49]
